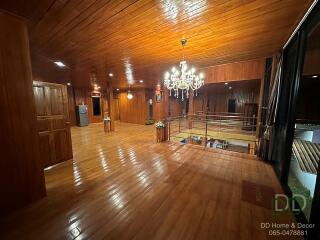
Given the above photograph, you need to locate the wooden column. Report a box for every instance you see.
[0,12,46,215]
[106,82,115,131]
[154,87,169,121]
[203,91,209,114]
[162,88,169,120]
[188,91,194,129]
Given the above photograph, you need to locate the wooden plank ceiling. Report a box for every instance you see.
[0,0,313,89]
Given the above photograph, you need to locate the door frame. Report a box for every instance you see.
[272,2,320,238]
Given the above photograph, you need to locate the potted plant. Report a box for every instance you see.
[155,120,166,142]
[145,119,155,125]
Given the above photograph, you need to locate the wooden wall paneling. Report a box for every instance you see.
[193,95,206,114]
[203,58,266,84]
[169,97,184,117]
[303,49,320,75]
[206,80,261,114]
[170,80,261,116]
[67,86,77,126]
[113,98,120,120]
[119,89,148,124]
[0,12,46,215]
[33,81,73,167]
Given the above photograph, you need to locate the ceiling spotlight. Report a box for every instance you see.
[67,82,71,86]
[109,73,113,77]
[139,80,144,83]
[54,61,66,68]
[228,86,232,90]
[312,75,318,78]
[224,82,228,85]
[116,88,120,91]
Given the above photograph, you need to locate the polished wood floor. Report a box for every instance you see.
[0,122,300,240]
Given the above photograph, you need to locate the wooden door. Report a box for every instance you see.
[33,81,73,168]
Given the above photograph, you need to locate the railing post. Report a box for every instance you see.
[205,121,208,148]
[168,119,170,141]
[178,117,181,133]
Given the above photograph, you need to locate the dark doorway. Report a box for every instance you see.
[228,99,236,113]
[186,98,189,114]
[92,97,101,116]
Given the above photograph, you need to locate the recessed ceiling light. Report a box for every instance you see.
[67,82,71,86]
[139,80,144,83]
[312,75,318,78]
[224,82,228,85]
[116,88,120,91]
[109,73,113,77]
[228,86,232,90]
[54,61,66,68]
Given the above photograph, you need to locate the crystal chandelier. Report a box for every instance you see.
[164,39,204,100]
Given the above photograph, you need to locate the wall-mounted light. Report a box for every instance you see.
[224,82,228,85]
[139,80,144,83]
[67,82,71,86]
[228,86,232,90]
[127,90,133,100]
[109,73,113,77]
[54,61,66,68]
[94,84,100,91]
[312,75,318,78]
[116,88,120,91]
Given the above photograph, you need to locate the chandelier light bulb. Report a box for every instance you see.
[163,39,204,99]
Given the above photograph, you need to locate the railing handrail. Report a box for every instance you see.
[167,113,258,154]
[168,114,257,121]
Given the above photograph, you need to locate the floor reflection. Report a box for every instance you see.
[73,160,82,186]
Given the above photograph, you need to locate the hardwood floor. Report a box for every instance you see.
[0,122,300,240]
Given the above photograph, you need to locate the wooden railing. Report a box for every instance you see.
[166,113,257,154]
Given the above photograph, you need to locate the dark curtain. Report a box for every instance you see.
[257,54,283,160]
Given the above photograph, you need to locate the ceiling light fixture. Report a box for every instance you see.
[228,86,232,90]
[116,88,120,91]
[312,75,318,78]
[54,61,66,68]
[127,90,133,100]
[139,80,144,83]
[109,73,114,77]
[224,82,228,85]
[67,82,71,86]
[164,39,204,100]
